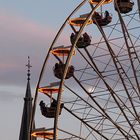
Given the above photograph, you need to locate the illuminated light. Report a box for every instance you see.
[38,86,59,94]
[51,46,76,56]
[89,0,112,5]
[38,86,64,95]
[68,17,93,26]
[31,130,55,139]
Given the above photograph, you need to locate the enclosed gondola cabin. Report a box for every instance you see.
[92,11,112,26]
[70,32,91,48]
[114,0,134,13]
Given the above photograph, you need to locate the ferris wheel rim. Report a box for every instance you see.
[30,0,140,139]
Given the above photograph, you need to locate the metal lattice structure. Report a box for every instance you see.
[30,0,140,139]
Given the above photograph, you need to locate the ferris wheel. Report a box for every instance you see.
[30,0,140,139]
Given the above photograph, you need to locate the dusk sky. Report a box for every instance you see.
[1,0,140,140]
[0,1,80,140]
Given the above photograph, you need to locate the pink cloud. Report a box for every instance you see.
[0,10,71,86]
[0,62,18,69]
[0,11,55,44]
[0,11,56,84]
[0,10,70,54]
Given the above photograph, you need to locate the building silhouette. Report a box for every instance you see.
[19,57,36,140]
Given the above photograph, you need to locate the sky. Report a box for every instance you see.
[0,0,140,140]
[0,1,80,140]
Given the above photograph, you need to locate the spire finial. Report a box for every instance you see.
[26,56,32,81]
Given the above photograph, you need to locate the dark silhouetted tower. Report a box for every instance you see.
[19,57,36,140]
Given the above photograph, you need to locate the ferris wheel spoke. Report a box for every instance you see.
[67,70,135,139]
[76,48,140,138]
[92,22,140,121]
[115,1,140,98]
[78,48,138,116]
[64,106,109,140]
[73,74,135,139]
[86,48,140,139]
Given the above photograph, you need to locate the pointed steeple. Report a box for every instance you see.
[19,57,36,140]
[25,56,32,98]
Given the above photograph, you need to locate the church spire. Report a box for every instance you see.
[26,56,32,81]
[19,56,36,140]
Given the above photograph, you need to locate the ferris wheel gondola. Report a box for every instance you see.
[92,11,112,26]
[114,0,134,14]
[38,83,64,118]
[51,46,75,79]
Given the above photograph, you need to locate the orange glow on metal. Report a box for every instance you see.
[89,0,112,5]
[38,86,64,95]
[31,130,55,139]
[38,86,60,94]
[51,47,76,56]
[68,17,93,26]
